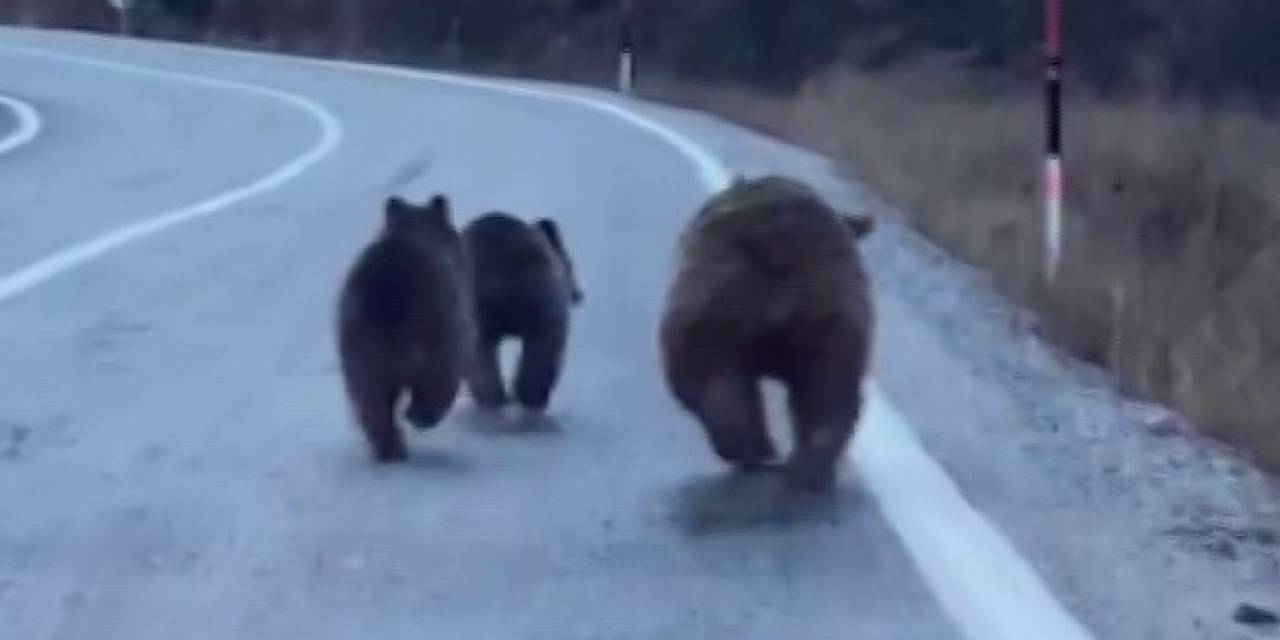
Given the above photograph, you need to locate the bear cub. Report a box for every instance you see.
[337,194,474,462]
[463,212,582,414]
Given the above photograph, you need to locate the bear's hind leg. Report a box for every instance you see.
[344,365,408,462]
[784,372,861,492]
[696,373,777,470]
[406,366,461,430]
[513,325,567,412]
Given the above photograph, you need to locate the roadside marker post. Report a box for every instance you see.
[107,0,133,36]
[1044,0,1064,282]
[618,0,636,95]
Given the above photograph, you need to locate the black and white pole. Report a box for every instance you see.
[1044,0,1064,282]
[617,1,636,95]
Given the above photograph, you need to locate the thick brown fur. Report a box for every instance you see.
[659,175,875,491]
[463,212,582,412]
[337,194,474,462]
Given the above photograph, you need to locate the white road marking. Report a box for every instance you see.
[0,94,42,157]
[855,387,1096,640]
[2,33,1095,639]
[0,45,344,304]
[321,60,735,193]
[115,40,731,193]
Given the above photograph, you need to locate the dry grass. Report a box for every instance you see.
[648,69,1280,470]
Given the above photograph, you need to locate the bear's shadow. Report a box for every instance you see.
[455,402,566,438]
[668,467,861,536]
[336,444,472,477]
[402,448,473,473]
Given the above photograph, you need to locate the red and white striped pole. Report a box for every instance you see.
[1044,0,1064,282]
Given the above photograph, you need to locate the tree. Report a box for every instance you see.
[156,0,216,25]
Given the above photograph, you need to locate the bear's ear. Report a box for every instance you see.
[534,218,566,254]
[535,218,583,305]
[840,212,875,239]
[426,194,452,226]
[384,195,411,227]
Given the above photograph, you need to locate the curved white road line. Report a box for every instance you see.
[0,35,1093,640]
[319,59,734,194]
[0,94,42,157]
[0,45,344,304]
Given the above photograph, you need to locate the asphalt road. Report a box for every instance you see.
[0,29,962,640]
[0,99,16,146]
[1,27,1276,640]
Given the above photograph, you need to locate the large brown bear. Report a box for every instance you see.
[336,194,474,462]
[659,175,875,491]
[463,212,582,413]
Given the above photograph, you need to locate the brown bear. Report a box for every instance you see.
[336,194,474,462]
[658,175,875,491]
[462,212,582,413]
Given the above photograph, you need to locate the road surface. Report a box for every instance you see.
[0,27,1276,640]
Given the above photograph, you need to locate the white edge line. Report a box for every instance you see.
[3,33,1095,640]
[857,381,1095,640]
[0,94,42,156]
[0,44,343,304]
[335,59,734,192]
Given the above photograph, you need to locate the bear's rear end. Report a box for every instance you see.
[659,176,874,491]
[463,212,581,413]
